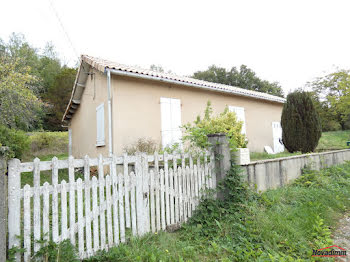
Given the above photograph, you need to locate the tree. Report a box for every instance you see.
[43,67,77,130]
[0,33,78,131]
[281,91,321,153]
[306,69,350,130]
[0,55,42,129]
[37,43,62,95]
[149,64,172,74]
[193,65,284,97]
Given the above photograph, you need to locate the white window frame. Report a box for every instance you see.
[228,106,246,135]
[160,97,182,148]
[96,103,105,147]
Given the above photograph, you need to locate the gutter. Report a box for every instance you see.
[107,68,285,104]
[106,69,113,157]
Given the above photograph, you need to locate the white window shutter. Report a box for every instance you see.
[96,103,105,146]
[229,106,246,134]
[170,98,182,144]
[160,97,182,148]
[160,98,172,148]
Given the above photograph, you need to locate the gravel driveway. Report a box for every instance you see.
[334,214,350,262]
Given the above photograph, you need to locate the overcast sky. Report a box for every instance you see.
[1,0,350,94]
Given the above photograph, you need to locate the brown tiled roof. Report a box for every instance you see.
[83,55,285,103]
[63,55,285,122]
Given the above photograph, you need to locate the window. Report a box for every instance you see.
[96,103,105,146]
[160,97,182,148]
[229,106,246,134]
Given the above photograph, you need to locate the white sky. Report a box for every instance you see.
[1,0,350,94]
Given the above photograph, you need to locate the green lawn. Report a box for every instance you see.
[251,130,350,161]
[317,130,350,151]
[23,131,68,162]
[250,151,301,161]
[21,132,69,187]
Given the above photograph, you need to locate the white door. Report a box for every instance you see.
[272,122,284,153]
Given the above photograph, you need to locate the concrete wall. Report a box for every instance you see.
[240,149,350,192]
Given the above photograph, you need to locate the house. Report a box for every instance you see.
[63,55,285,158]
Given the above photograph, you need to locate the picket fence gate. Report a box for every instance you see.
[8,151,216,261]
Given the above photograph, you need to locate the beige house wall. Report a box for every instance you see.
[70,71,283,158]
[70,69,109,158]
[112,75,283,155]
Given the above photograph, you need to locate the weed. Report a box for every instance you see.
[86,162,350,261]
[7,239,78,262]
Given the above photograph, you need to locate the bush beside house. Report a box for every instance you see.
[183,101,247,152]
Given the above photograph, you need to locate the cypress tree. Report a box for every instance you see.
[281,91,322,153]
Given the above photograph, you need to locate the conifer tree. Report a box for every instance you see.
[281,91,322,153]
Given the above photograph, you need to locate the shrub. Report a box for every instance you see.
[183,101,247,151]
[0,125,30,159]
[123,137,159,154]
[29,131,68,153]
[281,91,322,153]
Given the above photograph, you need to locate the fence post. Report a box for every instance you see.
[0,147,9,262]
[207,133,231,200]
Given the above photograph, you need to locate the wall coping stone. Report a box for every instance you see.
[242,149,350,166]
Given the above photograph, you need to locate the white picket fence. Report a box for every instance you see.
[8,151,216,261]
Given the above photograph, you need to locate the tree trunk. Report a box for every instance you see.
[340,121,346,130]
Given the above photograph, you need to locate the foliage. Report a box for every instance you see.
[0,55,42,129]
[7,239,78,262]
[0,33,77,131]
[250,151,302,161]
[24,131,68,161]
[307,69,350,130]
[0,125,30,159]
[123,137,159,155]
[183,101,247,151]
[193,64,284,97]
[149,64,172,74]
[281,91,322,153]
[317,129,350,150]
[31,239,78,262]
[161,143,182,155]
[43,67,77,130]
[86,161,350,261]
[251,129,350,161]
[37,43,63,95]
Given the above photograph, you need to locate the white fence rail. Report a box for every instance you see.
[8,151,215,260]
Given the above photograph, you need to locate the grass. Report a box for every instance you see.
[83,163,350,261]
[23,131,68,162]
[21,132,69,187]
[251,129,350,161]
[250,151,301,161]
[10,131,350,261]
[317,130,350,151]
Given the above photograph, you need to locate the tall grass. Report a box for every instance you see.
[24,131,68,162]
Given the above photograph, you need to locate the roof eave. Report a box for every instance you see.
[107,68,286,104]
[62,59,91,123]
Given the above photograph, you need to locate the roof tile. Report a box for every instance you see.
[81,55,285,104]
